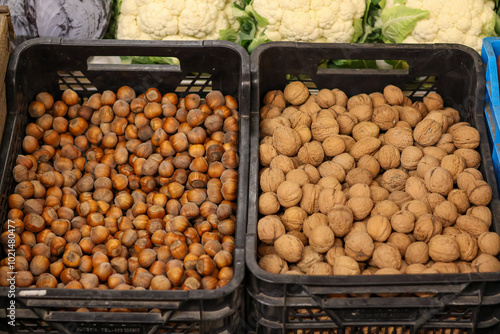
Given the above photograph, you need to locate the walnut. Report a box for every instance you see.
[455,231,478,262]
[405,263,428,274]
[348,183,371,198]
[259,254,288,274]
[333,256,361,275]
[272,126,302,157]
[424,167,453,196]
[349,221,368,235]
[423,146,447,162]
[405,176,428,200]
[332,89,348,107]
[412,101,429,118]
[431,262,459,274]
[326,246,346,267]
[423,193,446,211]
[399,146,423,171]
[297,246,324,273]
[270,155,296,174]
[372,244,402,269]
[316,89,336,108]
[349,137,382,160]
[413,118,442,146]
[309,225,335,253]
[259,192,281,215]
[263,90,286,110]
[299,102,321,118]
[405,242,429,265]
[286,169,310,187]
[374,268,402,278]
[319,188,346,214]
[433,201,458,227]
[350,105,373,122]
[284,81,309,105]
[395,120,412,130]
[413,214,442,242]
[311,118,339,142]
[353,157,378,180]
[351,122,379,141]
[371,200,399,218]
[298,164,322,184]
[436,133,456,155]
[447,122,470,135]
[321,135,345,157]
[340,135,357,151]
[423,92,444,111]
[258,244,277,258]
[376,144,401,170]
[467,206,492,227]
[347,197,374,220]
[428,235,460,262]
[384,127,414,152]
[336,112,358,135]
[281,206,308,231]
[388,191,413,208]
[387,232,412,256]
[274,234,304,263]
[332,153,356,172]
[276,181,302,208]
[383,85,404,106]
[367,215,392,242]
[472,254,500,273]
[456,261,476,274]
[466,180,492,206]
[258,215,286,244]
[303,213,328,238]
[306,262,333,275]
[371,186,390,202]
[259,143,277,167]
[401,199,432,219]
[345,168,373,187]
[380,169,409,192]
[260,105,282,120]
[327,205,354,237]
[439,154,465,181]
[426,111,449,133]
[260,167,285,193]
[442,107,460,123]
[287,231,308,246]
[447,189,470,214]
[260,117,291,137]
[372,105,399,130]
[329,105,347,118]
[347,93,372,111]
[344,231,374,261]
[297,141,324,166]
[416,155,440,179]
[317,176,342,191]
[456,168,483,190]
[478,232,500,256]
[455,215,489,237]
[398,106,422,127]
[443,226,461,238]
[369,92,387,107]
[390,210,415,233]
[318,161,346,182]
[261,136,274,145]
[452,126,480,149]
[300,184,323,214]
[294,124,312,145]
[453,149,480,169]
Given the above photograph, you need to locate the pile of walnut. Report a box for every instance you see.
[0,87,238,291]
[258,82,500,276]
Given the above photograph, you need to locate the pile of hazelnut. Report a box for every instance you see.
[0,86,239,291]
[257,82,500,278]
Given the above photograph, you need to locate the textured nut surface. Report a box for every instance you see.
[327,205,353,237]
[259,192,280,215]
[377,145,401,170]
[372,105,398,130]
[260,167,285,193]
[297,141,324,166]
[367,215,392,242]
[452,126,480,149]
[383,85,404,106]
[384,127,414,151]
[345,168,373,187]
[455,231,478,262]
[344,231,374,261]
[257,215,285,244]
[349,137,381,160]
[274,235,304,263]
[472,254,500,273]
[297,246,324,273]
[456,215,489,237]
[428,235,460,263]
[478,232,500,256]
[311,118,339,142]
[276,181,302,208]
[259,254,288,274]
[347,197,374,220]
[381,169,409,192]
[413,118,442,146]
[424,167,453,196]
[284,81,310,105]
[372,243,402,269]
[391,210,415,233]
[300,184,323,214]
[309,225,335,253]
[405,242,429,264]
[466,180,492,206]
[322,135,346,157]
[281,206,308,232]
[334,256,361,275]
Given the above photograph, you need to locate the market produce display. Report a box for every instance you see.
[257,82,499,276]
[0,88,240,291]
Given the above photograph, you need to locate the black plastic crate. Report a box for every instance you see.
[246,42,500,333]
[0,38,250,333]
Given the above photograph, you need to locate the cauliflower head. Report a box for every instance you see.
[384,0,497,52]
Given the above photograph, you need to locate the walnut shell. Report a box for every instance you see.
[311,118,339,142]
[406,263,428,274]
[372,243,402,269]
[455,215,489,237]
[369,92,387,107]
[260,167,285,193]
[400,146,423,170]
[263,90,286,110]
[423,192,446,211]
[431,262,459,274]
[380,169,409,192]
[284,81,309,105]
[333,256,361,275]
[260,117,291,137]
[298,164,322,184]
[457,168,483,191]
[456,261,476,274]
[413,118,442,146]
[370,186,390,202]
[454,149,481,169]
[344,231,374,262]
[259,254,288,274]
[428,235,460,263]
[270,155,296,174]
[300,184,323,214]
[367,215,392,242]
[455,231,478,262]
[347,94,372,111]
[322,135,346,157]
[332,153,356,172]
[388,191,413,208]
[332,89,348,107]
[405,176,428,200]
[260,105,282,120]
[299,101,321,118]
[416,155,440,179]
[259,143,278,167]
[467,206,492,227]
[447,189,470,214]
[294,124,312,145]
[436,133,455,154]
[337,112,358,135]
[303,213,328,238]
[383,85,404,106]
[327,205,354,237]
[286,169,310,187]
[423,146,447,162]
[285,109,312,128]
[272,126,302,156]
[346,197,374,220]
[296,246,324,273]
[318,161,346,182]
[351,122,380,141]
[276,181,302,208]
[478,232,500,256]
[423,93,444,111]
[413,214,442,243]
[319,188,346,214]
[452,126,480,149]
[257,215,286,244]
[384,127,414,151]
[350,105,373,122]
[466,180,492,206]
[316,89,336,108]
[274,234,304,263]
[371,200,399,218]
[424,167,453,196]
[348,183,371,198]
[309,225,335,253]
[297,141,324,166]
[398,106,422,127]
[259,192,280,215]
[349,137,382,160]
[440,154,465,181]
[426,111,449,133]
[405,242,429,265]
[387,232,412,256]
[326,246,347,268]
[377,145,401,171]
[372,105,399,130]
[472,254,500,273]
[281,206,308,232]
[433,200,458,227]
[391,210,415,233]
[345,168,373,187]
[317,176,342,191]
[412,101,429,118]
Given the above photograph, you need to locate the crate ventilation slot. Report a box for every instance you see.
[428,306,474,323]
[286,74,319,94]
[404,76,438,98]
[176,72,212,93]
[288,307,333,323]
[16,319,58,332]
[57,71,98,92]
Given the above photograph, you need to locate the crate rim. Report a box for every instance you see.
[0,38,250,302]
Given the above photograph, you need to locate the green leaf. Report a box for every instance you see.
[247,30,271,53]
[104,0,122,39]
[352,18,364,42]
[393,0,406,4]
[495,15,500,36]
[380,5,429,43]
[246,4,269,28]
[384,59,409,69]
[220,28,240,43]
[120,56,180,65]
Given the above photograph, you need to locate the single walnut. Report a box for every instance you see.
[259,192,281,215]
[270,155,296,174]
[274,234,304,263]
[447,122,470,135]
[298,164,322,184]
[258,215,286,244]
[384,127,414,151]
[311,118,339,142]
[294,124,312,145]
[426,111,449,133]
[371,200,399,218]
[388,191,413,208]
[319,189,346,214]
[322,135,346,157]
[317,176,342,191]
[416,155,440,179]
[272,126,302,157]
[372,244,402,269]
[349,221,368,235]
[433,201,458,227]
[455,215,489,237]
[348,183,371,198]
[300,184,323,214]
[261,136,274,145]
[309,225,335,253]
[456,168,483,190]
[332,89,348,107]
[388,232,412,256]
[344,231,374,261]
[369,92,387,107]
[352,122,380,141]
[424,193,446,211]
[431,262,459,274]
[281,206,308,231]
[260,143,278,167]
[382,85,404,106]
[456,261,476,274]
[263,90,286,110]
[260,104,282,120]
[455,231,478,262]
[428,235,460,263]
[286,110,312,129]
[286,169,310,187]
[406,263,428,274]
[340,135,356,152]
[412,101,429,118]
[400,146,423,171]
[466,180,492,206]
[327,205,354,237]
[306,262,333,275]
[372,105,399,130]
[337,112,358,135]
[318,161,346,182]
[258,244,277,258]
[367,215,392,242]
[413,118,442,146]
[424,167,453,196]
[381,169,409,192]
[297,246,324,273]
[260,117,291,137]
[377,144,401,170]
[436,133,455,154]
[284,81,309,105]
[349,137,382,160]
[259,254,288,274]
[297,141,324,166]
[391,210,415,233]
[395,120,412,130]
[447,189,470,214]
[276,181,302,208]
[371,186,390,202]
[405,176,428,200]
[332,153,356,172]
[413,214,442,243]
[347,197,374,220]
[405,242,429,265]
[326,246,346,267]
[423,146,447,162]
[442,227,461,239]
[315,89,336,108]
[478,232,500,256]
[333,256,361,275]
[345,168,373,187]
[453,149,480,169]
[452,126,480,149]
[300,101,321,118]
[303,213,329,238]
[398,106,422,127]
[423,92,444,111]
[350,105,373,122]
[347,93,372,111]
[440,154,465,181]
[260,167,285,193]
[467,206,492,227]
[472,254,500,273]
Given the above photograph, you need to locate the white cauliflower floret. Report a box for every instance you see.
[117,15,142,39]
[384,0,497,53]
[137,2,179,39]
